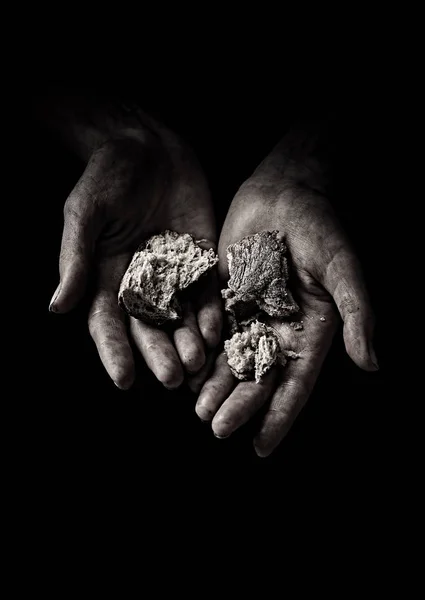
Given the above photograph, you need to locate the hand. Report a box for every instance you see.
[48,101,222,391]
[195,139,377,457]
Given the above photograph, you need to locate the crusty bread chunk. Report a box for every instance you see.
[118,230,218,325]
[222,230,299,331]
[224,320,282,383]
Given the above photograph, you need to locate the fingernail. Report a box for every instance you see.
[163,382,181,390]
[254,446,270,458]
[369,344,379,370]
[49,284,61,312]
[114,381,133,390]
[214,432,230,439]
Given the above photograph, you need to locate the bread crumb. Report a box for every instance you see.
[284,350,301,359]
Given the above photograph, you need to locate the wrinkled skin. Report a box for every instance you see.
[49,107,221,390]
[196,155,377,457]
[46,96,377,458]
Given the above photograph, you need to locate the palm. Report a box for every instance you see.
[220,187,340,353]
[87,139,215,259]
[52,133,221,392]
[196,183,375,457]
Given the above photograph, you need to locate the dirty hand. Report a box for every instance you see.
[45,96,221,390]
[196,126,377,456]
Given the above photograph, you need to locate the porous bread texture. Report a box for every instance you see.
[224,320,282,383]
[222,231,300,383]
[222,230,299,332]
[118,230,218,325]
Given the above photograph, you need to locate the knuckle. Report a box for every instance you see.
[274,378,312,409]
[290,377,312,399]
[96,134,159,166]
[88,310,121,338]
[200,322,221,348]
[339,294,361,317]
[145,340,158,354]
[268,405,293,424]
[63,198,82,221]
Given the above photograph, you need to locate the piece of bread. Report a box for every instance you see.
[222,231,300,383]
[222,230,299,329]
[118,230,218,325]
[224,320,282,383]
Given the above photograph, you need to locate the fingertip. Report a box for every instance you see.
[211,414,233,439]
[52,278,86,313]
[368,343,379,370]
[194,351,235,421]
[174,333,206,374]
[253,434,280,458]
[345,345,373,371]
[195,402,214,422]
[343,316,379,372]
[187,350,217,394]
[195,381,218,420]
[110,362,136,390]
[253,410,291,458]
[49,284,62,313]
[157,364,185,389]
[344,329,378,372]
[350,356,379,372]
[173,307,207,374]
[253,444,272,458]
[184,347,206,374]
[199,319,222,349]
[114,377,134,391]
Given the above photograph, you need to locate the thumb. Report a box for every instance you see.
[49,170,101,313]
[321,245,378,372]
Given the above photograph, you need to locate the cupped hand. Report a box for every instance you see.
[196,164,377,457]
[49,107,222,390]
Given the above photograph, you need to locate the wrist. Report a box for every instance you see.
[251,120,333,193]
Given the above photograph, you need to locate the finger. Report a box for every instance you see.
[321,245,377,371]
[88,254,135,390]
[195,352,236,421]
[131,319,184,389]
[211,368,278,439]
[196,270,223,349]
[187,349,217,395]
[50,158,103,314]
[253,346,328,457]
[173,304,206,374]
